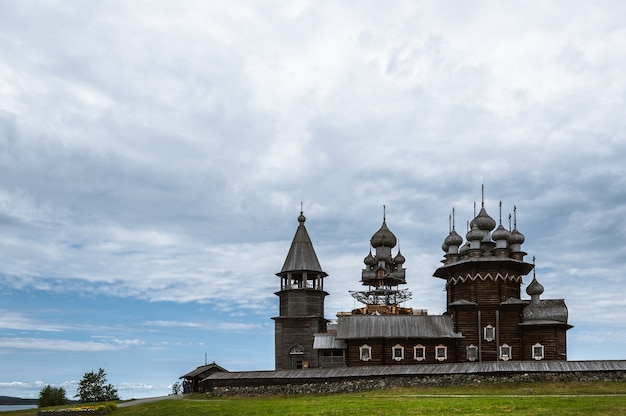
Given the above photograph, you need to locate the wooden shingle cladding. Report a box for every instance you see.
[273,312,328,370]
[520,324,569,361]
[336,315,462,339]
[433,248,571,363]
[335,315,463,367]
[276,288,327,317]
[274,213,330,370]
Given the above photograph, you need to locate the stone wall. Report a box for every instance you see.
[207,371,626,397]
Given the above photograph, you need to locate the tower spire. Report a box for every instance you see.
[481,184,485,208]
[499,201,502,225]
[452,207,456,231]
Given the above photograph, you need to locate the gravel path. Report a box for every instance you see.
[117,395,183,408]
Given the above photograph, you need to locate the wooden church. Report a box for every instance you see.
[273,196,572,370]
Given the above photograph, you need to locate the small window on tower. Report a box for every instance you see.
[359,344,372,361]
[466,344,478,362]
[392,344,404,361]
[532,343,545,360]
[414,344,426,361]
[289,344,304,355]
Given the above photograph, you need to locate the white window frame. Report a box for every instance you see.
[435,344,448,362]
[499,343,511,361]
[392,344,404,361]
[359,344,372,361]
[532,343,545,361]
[483,324,495,342]
[466,344,478,362]
[289,344,304,355]
[414,344,426,361]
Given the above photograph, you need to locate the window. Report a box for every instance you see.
[499,343,511,361]
[289,344,305,369]
[359,344,372,361]
[414,344,426,361]
[532,343,545,361]
[289,344,304,355]
[435,344,448,362]
[392,344,404,361]
[466,344,478,362]
[483,324,495,342]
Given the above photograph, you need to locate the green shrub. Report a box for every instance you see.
[38,384,68,407]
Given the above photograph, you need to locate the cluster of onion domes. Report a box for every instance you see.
[441,202,526,261]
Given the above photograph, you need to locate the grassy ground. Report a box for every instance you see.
[7,381,626,416]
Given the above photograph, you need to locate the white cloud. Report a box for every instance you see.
[1,0,626,391]
[0,310,65,332]
[143,320,262,332]
[0,337,121,352]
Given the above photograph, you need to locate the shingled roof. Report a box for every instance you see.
[336,315,463,340]
[278,213,327,275]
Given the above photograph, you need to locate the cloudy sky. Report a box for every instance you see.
[1,0,626,400]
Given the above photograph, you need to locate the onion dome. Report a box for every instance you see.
[364,251,376,266]
[441,240,449,252]
[298,212,306,224]
[508,227,525,245]
[473,207,496,232]
[445,230,463,246]
[370,220,397,248]
[526,276,545,297]
[492,224,511,241]
[459,242,470,255]
[466,223,484,242]
[394,250,406,265]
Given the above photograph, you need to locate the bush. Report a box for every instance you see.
[75,368,119,403]
[38,384,68,407]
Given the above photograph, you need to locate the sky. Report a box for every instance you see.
[1,0,626,400]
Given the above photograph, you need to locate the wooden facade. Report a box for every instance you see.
[273,213,329,370]
[275,284,328,368]
[278,199,572,369]
[434,202,572,364]
[344,339,459,367]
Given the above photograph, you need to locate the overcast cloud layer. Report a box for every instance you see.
[1,0,626,399]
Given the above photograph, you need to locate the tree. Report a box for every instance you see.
[171,381,181,395]
[75,368,119,403]
[38,385,68,407]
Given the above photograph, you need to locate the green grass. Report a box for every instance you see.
[7,381,626,416]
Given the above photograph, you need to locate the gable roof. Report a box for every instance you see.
[180,362,228,379]
[336,315,463,340]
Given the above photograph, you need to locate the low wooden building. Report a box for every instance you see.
[179,362,227,393]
